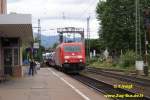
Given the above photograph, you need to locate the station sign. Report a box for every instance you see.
[33,43,39,49]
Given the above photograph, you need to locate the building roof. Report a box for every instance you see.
[0,14,33,45]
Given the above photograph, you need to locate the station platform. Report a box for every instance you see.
[0,68,108,100]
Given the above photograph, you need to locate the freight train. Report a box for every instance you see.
[50,42,85,73]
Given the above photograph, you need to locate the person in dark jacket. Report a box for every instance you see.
[29,60,35,76]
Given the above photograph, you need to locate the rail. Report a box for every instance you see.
[86,67,150,87]
[72,74,150,100]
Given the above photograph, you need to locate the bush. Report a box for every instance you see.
[119,50,137,68]
[86,57,98,65]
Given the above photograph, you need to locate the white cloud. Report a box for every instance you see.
[7,0,99,38]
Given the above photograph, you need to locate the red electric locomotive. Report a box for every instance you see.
[54,42,85,73]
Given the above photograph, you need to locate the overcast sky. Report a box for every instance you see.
[7,0,99,38]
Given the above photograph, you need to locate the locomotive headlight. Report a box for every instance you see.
[65,60,68,63]
[79,59,82,62]
[64,56,70,59]
[77,55,82,58]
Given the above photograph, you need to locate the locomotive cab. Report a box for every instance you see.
[62,43,85,72]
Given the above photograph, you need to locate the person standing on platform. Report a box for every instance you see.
[29,59,35,76]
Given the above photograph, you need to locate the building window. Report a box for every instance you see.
[1,38,19,47]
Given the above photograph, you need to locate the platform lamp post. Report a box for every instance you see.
[87,16,90,60]
[38,19,42,62]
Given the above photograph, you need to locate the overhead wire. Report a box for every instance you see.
[37,0,99,40]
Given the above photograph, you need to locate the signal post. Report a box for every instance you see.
[143,7,150,76]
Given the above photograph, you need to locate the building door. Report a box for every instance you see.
[2,38,20,76]
[4,48,13,75]
[3,48,19,76]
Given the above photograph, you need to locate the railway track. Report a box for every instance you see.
[86,67,150,87]
[72,74,150,100]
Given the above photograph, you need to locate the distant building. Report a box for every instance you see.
[0,0,7,14]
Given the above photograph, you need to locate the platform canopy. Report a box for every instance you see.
[0,14,33,45]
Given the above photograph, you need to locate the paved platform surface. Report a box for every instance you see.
[0,68,109,100]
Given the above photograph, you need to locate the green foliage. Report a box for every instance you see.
[96,0,150,52]
[90,39,105,52]
[52,42,58,49]
[86,58,98,65]
[146,54,150,65]
[119,51,136,68]
[34,37,39,42]
[40,45,45,52]
[85,39,105,56]
[34,45,45,61]
[22,48,27,61]
[88,59,116,69]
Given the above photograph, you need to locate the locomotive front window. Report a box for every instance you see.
[64,46,81,52]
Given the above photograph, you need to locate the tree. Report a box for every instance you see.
[85,39,105,54]
[96,0,150,54]
[32,36,46,61]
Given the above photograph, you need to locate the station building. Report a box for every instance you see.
[0,0,33,77]
[0,0,7,14]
